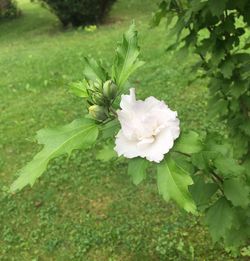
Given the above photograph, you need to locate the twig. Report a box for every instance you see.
[211,171,223,183]
[175,151,191,157]
[211,170,224,195]
[109,107,118,117]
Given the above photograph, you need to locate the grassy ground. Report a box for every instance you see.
[0,0,238,260]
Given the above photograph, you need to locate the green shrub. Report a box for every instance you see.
[35,0,117,27]
[0,0,20,19]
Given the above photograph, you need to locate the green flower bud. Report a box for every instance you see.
[88,105,108,121]
[103,80,118,100]
[92,92,106,106]
[88,81,102,92]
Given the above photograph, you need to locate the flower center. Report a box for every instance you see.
[136,123,166,147]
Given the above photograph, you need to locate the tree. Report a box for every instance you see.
[151,0,250,252]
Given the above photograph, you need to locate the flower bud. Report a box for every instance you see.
[92,92,106,106]
[88,81,102,92]
[103,80,118,100]
[88,105,108,121]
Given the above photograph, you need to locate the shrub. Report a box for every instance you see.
[0,0,20,19]
[35,0,117,27]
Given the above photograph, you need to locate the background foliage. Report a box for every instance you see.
[33,0,117,27]
[0,0,20,18]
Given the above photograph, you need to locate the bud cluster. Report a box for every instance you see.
[87,80,118,122]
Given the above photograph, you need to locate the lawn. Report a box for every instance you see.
[0,0,239,260]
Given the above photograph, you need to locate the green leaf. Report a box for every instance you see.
[209,99,228,119]
[223,207,250,248]
[190,0,207,13]
[190,176,218,210]
[231,132,249,158]
[191,151,218,171]
[230,81,247,98]
[96,144,117,162]
[204,135,234,157]
[205,197,234,242]
[208,0,227,17]
[128,157,148,185]
[157,156,196,213]
[243,158,250,179]
[10,119,99,192]
[174,131,203,154]
[210,45,225,66]
[171,152,195,174]
[83,57,108,83]
[240,121,250,136]
[100,119,120,139]
[223,178,250,208]
[150,1,167,27]
[213,156,245,178]
[69,80,89,98]
[224,225,250,248]
[168,16,186,41]
[220,59,235,79]
[112,23,145,88]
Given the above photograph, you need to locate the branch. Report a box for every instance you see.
[109,107,118,117]
[175,151,191,157]
[211,173,224,195]
[240,97,249,119]
[211,171,223,184]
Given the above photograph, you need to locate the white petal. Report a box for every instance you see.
[120,88,136,111]
[137,137,155,146]
[144,128,174,163]
[114,130,142,158]
[168,118,181,139]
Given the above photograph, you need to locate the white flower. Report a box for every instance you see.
[114,88,180,163]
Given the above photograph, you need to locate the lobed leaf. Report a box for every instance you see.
[83,57,108,84]
[69,79,89,98]
[157,156,196,213]
[220,59,235,79]
[190,176,218,210]
[205,197,234,242]
[150,1,168,27]
[100,119,120,139]
[224,225,250,248]
[10,119,98,192]
[208,99,228,119]
[223,178,250,208]
[96,144,117,162]
[213,156,245,178]
[128,157,148,185]
[171,152,195,174]
[208,0,227,17]
[174,131,203,155]
[191,151,218,171]
[204,135,234,158]
[112,23,145,89]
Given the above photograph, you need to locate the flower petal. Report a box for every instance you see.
[114,130,142,158]
[144,128,174,162]
[120,88,136,111]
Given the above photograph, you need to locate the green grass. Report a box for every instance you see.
[0,0,239,260]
